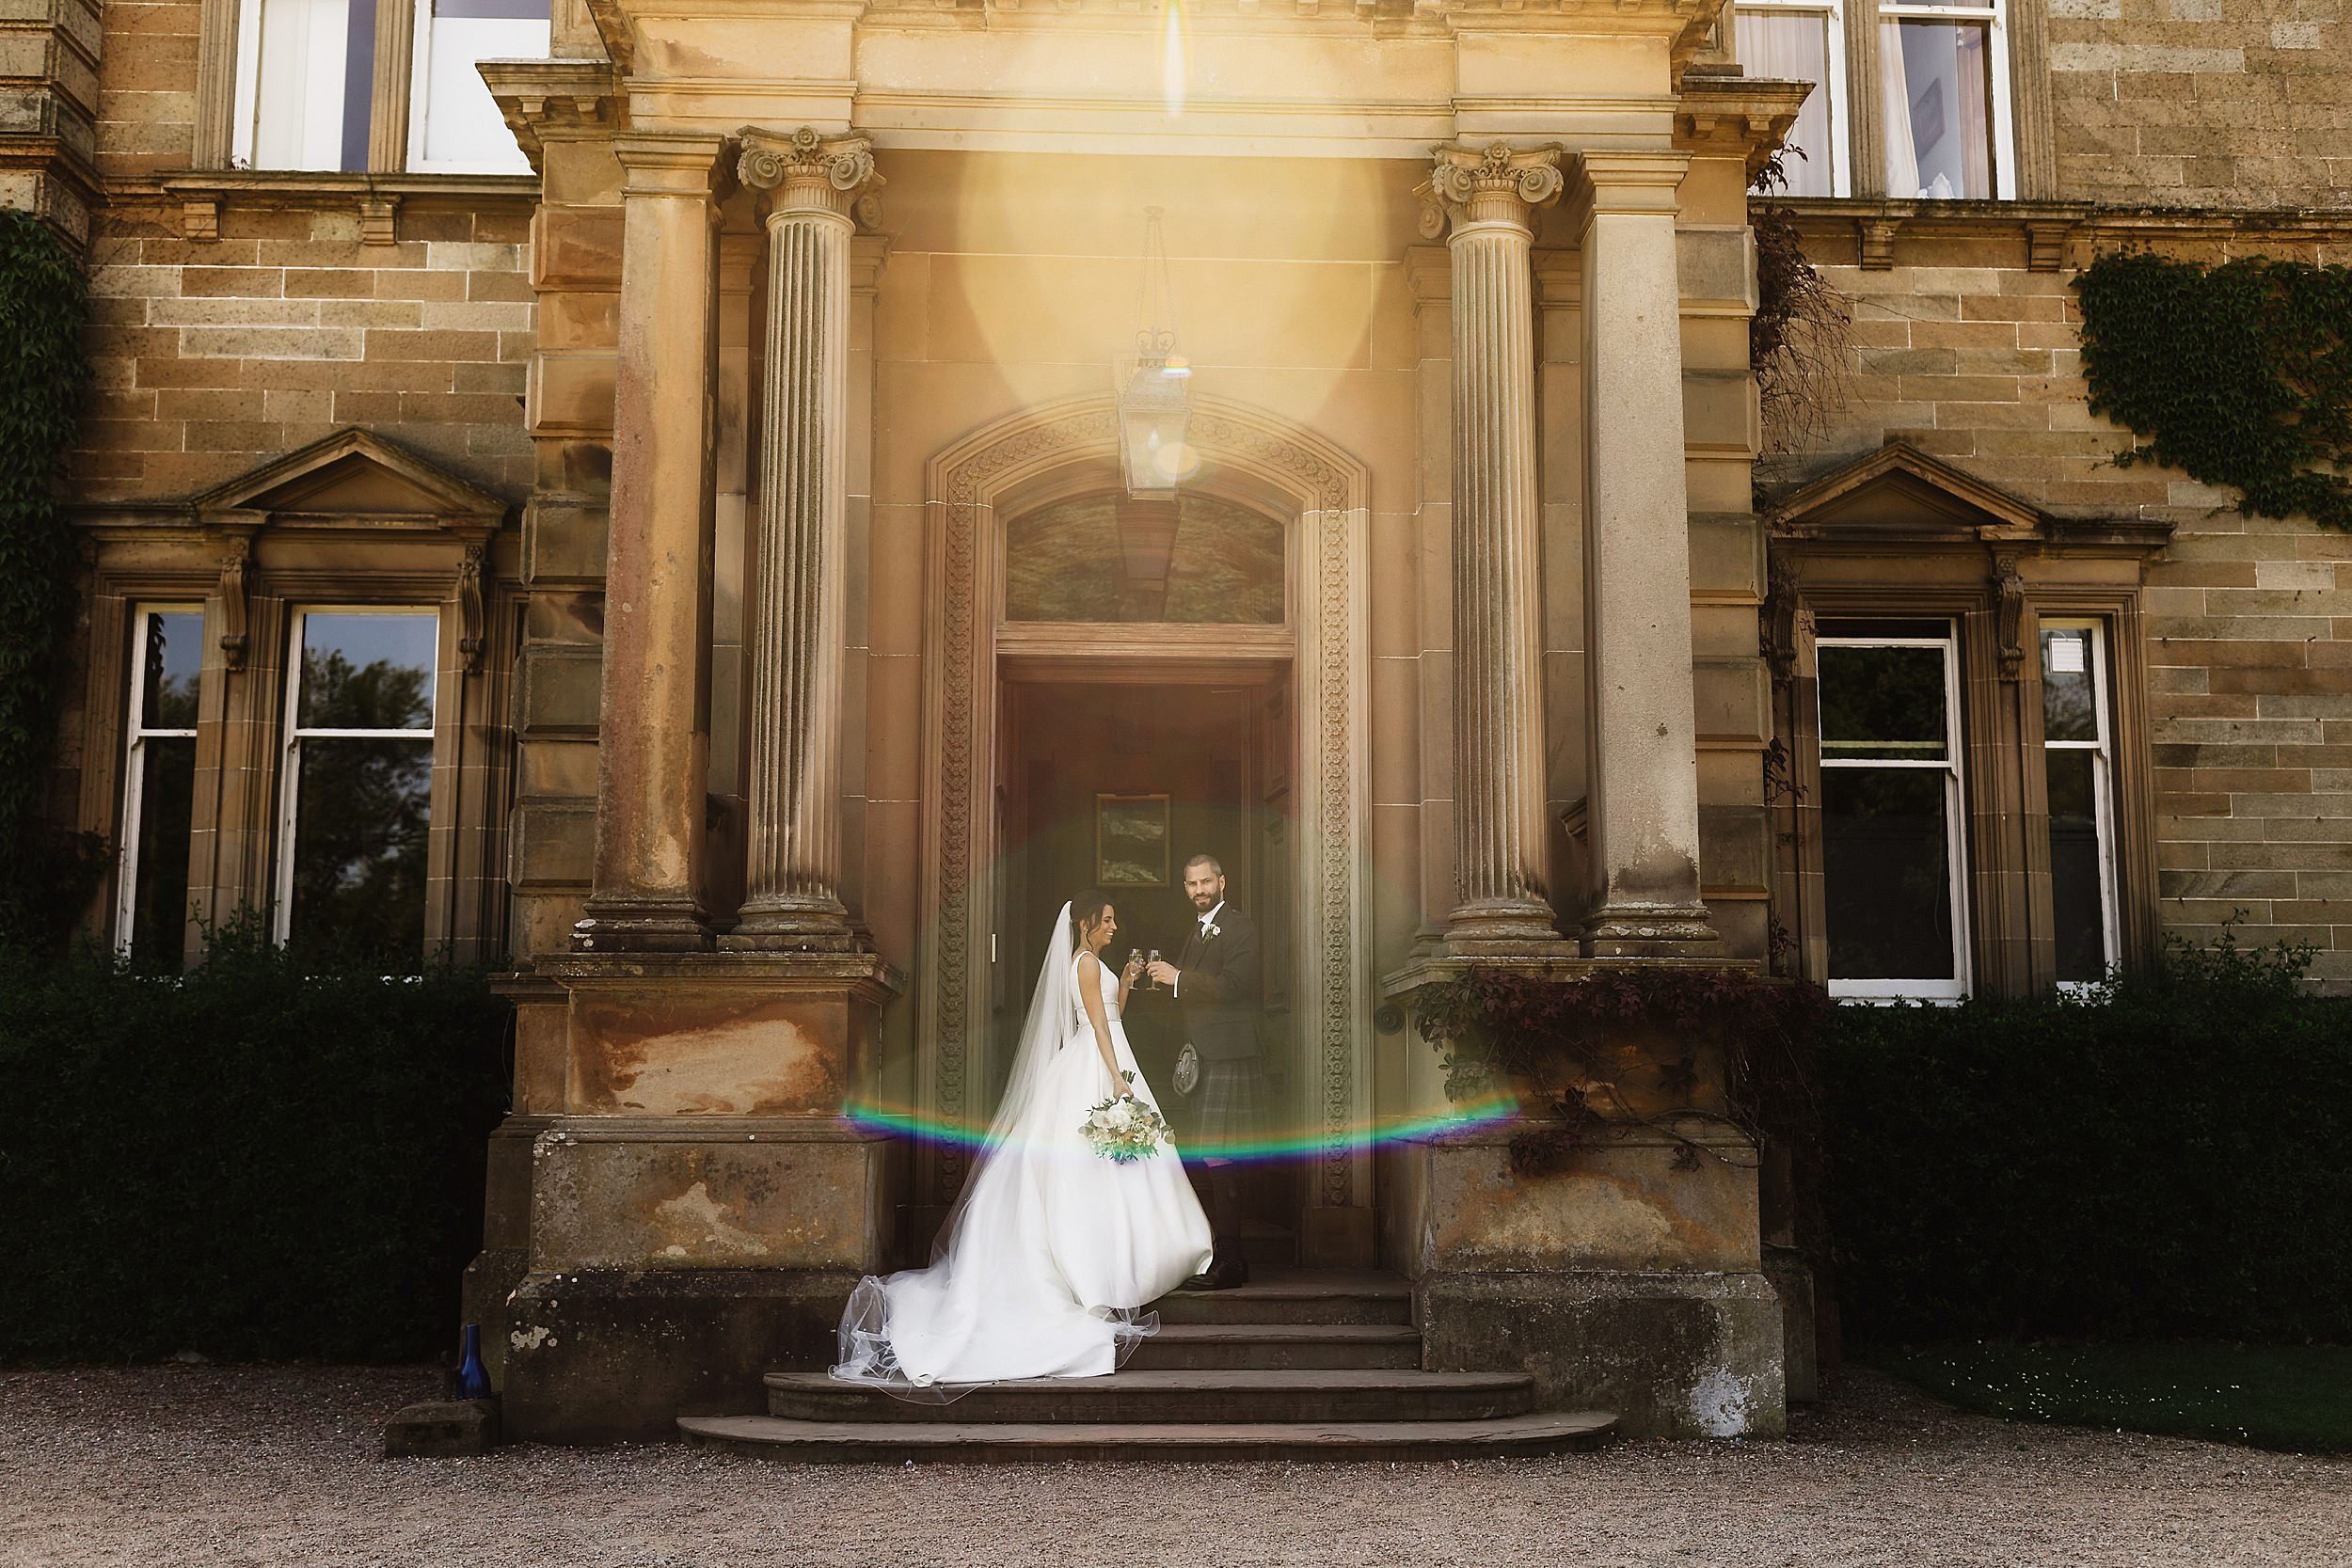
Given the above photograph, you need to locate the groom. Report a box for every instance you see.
[1146,852,1262,1290]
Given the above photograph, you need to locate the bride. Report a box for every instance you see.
[833,892,1215,1389]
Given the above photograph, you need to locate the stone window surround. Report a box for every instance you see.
[1722,0,2058,202]
[169,0,589,243]
[72,431,520,967]
[1764,441,2170,997]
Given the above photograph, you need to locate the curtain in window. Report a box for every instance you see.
[1740,9,1836,197]
[248,0,373,171]
[1881,20,1994,199]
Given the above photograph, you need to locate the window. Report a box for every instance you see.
[1880,0,2015,199]
[276,610,438,965]
[1735,0,2017,200]
[2042,621,2119,986]
[117,608,203,970]
[1004,493,1286,625]
[231,0,548,173]
[1817,627,1970,998]
[407,0,551,173]
[1737,0,1851,197]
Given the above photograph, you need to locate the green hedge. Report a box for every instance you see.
[0,926,511,1362]
[1823,938,2352,1344]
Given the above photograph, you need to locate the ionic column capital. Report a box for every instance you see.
[736,125,884,228]
[1417,141,1565,241]
[1564,150,1691,234]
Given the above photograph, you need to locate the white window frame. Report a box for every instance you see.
[273,606,440,948]
[230,0,547,173]
[1876,0,2019,200]
[1818,631,1973,1002]
[1737,0,1856,198]
[115,605,204,955]
[230,0,358,171]
[2042,618,2120,993]
[403,0,548,176]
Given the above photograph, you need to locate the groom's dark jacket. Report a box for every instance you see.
[1176,903,1262,1063]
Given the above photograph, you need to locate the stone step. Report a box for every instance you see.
[766,1368,1532,1425]
[679,1410,1617,1464]
[1123,1323,1422,1371]
[1145,1268,1413,1327]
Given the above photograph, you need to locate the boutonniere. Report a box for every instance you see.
[1203,923,1222,940]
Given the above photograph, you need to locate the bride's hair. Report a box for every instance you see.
[1071,890,1115,945]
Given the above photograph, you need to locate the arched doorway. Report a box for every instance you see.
[915,395,1375,1264]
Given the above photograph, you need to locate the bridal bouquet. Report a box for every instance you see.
[1081,1073,1173,1163]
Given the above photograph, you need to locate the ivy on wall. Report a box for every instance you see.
[0,211,94,945]
[2074,251,2352,531]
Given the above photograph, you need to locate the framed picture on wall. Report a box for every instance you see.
[1095,793,1170,886]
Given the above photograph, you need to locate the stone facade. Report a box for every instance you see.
[8,0,2347,1445]
[1772,222,2352,987]
[2048,8,2352,207]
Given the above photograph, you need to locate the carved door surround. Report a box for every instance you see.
[916,394,1373,1217]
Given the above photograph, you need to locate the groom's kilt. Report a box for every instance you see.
[1191,1055,1265,1159]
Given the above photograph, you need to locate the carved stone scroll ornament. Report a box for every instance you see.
[735,126,884,228]
[216,536,251,672]
[1994,551,2026,682]
[1416,140,1565,240]
[457,542,485,674]
[1763,551,1803,688]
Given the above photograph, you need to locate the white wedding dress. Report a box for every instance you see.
[832,903,1215,1391]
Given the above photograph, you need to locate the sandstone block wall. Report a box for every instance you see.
[1785,224,2352,988]
[74,206,534,501]
[2048,0,2352,208]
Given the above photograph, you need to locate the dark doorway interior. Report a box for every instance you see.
[997,677,1297,1258]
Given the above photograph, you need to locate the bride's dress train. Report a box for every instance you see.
[833,904,1214,1390]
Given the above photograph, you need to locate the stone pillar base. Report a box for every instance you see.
[570,895,713,954]
[1581,905,1724,959]
[1444,898,1576,958]
[1418,1269,1788,1438]
[717,905,862,954]
[498,1266,864,1443]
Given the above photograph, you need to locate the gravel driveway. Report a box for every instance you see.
[3,1362,2346,1567]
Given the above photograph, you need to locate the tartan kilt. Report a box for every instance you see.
[1190,1056,1266,1160]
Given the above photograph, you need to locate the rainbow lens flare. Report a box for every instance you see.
[843,1092,1521,1164]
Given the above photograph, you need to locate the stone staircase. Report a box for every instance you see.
[676,1269,1617,1462]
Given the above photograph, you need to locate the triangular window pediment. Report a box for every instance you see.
[194,428,508,539]
[1768,440,2049,544]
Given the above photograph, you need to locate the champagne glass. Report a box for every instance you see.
[1125,948,1144,987]
[1146,948,1164,991]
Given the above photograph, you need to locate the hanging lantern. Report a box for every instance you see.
[1116,208,1197,496]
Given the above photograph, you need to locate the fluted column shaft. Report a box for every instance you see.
[726,127,882,951]
[574,133,723,953]
[1420,142,1570,954]
[1573,151,1718,955]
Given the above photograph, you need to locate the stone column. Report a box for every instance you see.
[573,132,724,953]
[1572,151,1719,955]
[1417,141,1571,955]
[723,127,882,952]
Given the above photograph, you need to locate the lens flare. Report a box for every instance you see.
[1161,0,1186,117]
[844,1093,1521,1165]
